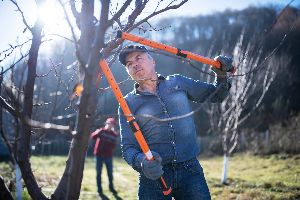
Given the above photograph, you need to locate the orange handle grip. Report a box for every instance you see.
[117,31,221,69]
[99,58,172,195]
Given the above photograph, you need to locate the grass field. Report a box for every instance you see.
[1,153,299,200]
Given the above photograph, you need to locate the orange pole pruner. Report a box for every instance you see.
[117,30,236,73]
[99,58,172,196]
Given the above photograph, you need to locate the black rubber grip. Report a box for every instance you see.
[176,48,187,58]
[129,119,139,133]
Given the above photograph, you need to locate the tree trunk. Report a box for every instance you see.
[221,154,229,184]
[15,164,22,200]
[0,175,13,200]
[52,1,101,199]
[17,15,49,200]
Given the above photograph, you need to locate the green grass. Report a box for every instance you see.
[1,153,299,199]
[201,154,300,200]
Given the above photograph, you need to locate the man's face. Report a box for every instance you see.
[124,51,156,82]
[106,122,115,129]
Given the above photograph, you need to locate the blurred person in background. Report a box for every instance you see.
[91,117,119,195]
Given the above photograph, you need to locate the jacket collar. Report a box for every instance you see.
[133,74,165,95]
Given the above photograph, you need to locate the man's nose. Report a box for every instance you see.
[133,63,139,69]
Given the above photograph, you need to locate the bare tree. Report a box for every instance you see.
[54,1,189,199]
[1,0,188,199]
[206,31,285,184]
[0,0,50,199]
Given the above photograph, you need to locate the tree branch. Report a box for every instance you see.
[86,0,111,67]
[124,0,148,30]
[108,0,133,27]
[10,0,32,32]
[128,0,188,32]
[69,0,81,29]
[58,0,82,66]
[0,96,17,117]
[1,53,29,76]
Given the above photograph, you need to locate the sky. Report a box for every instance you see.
[0,0,298,67]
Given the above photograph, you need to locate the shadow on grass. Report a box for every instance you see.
[111,190,122,200]
[98,191,123,200]
[98,192,109,200]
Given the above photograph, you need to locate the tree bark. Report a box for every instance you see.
[221,154,229,184]
[52,1,100,199]
[0,175,13,200]
[17,11,49,200]
[64,0,107,196]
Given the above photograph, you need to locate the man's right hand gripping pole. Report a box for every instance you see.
[141,151,163,180]
[141,151,170,195]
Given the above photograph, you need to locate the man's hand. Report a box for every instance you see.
[211,55,234,76]
[141,151,164,180]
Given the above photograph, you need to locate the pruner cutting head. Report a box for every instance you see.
[214,55,237,74]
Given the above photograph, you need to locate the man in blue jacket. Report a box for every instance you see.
[118,45,233,199]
